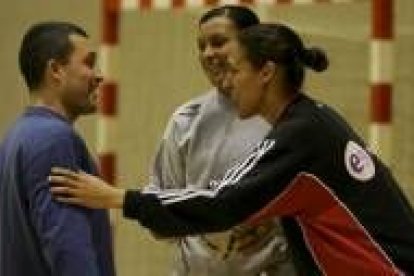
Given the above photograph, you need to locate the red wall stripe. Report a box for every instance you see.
[140,0,152,9]
[99,82,118,116]
[105,0,121,12]
[371,84,392,123]
[276,0,292,4]
[372,0,393,39]
[172,0,185,8]
[203,0,219,7]
[239,0,255,5]
[101,0,118,189]
[103,0,120,44]
[98,153,116,185]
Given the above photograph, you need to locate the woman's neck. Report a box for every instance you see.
[261,88,298,124]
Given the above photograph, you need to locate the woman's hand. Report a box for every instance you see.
[49,167,126,209]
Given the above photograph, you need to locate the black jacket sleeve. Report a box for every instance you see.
[123,119,317,237]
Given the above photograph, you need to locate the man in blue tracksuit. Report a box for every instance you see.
[0,22,115,276]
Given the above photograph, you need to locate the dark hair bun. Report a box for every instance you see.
[302,47,329,72]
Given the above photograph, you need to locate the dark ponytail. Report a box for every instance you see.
[301,47,329,72]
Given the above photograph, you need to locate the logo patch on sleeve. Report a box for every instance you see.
[344,141,375,182]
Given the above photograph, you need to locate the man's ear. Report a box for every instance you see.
[45,59,64,84]
[260,60,277,85]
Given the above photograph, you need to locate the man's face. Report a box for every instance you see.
[197,16,238,95]
[59,34,102,118]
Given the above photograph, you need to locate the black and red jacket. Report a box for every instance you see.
[124,94,414,275]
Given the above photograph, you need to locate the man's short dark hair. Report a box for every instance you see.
[18,21,88,91]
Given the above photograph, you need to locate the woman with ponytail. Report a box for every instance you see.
[49,23,414,275]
